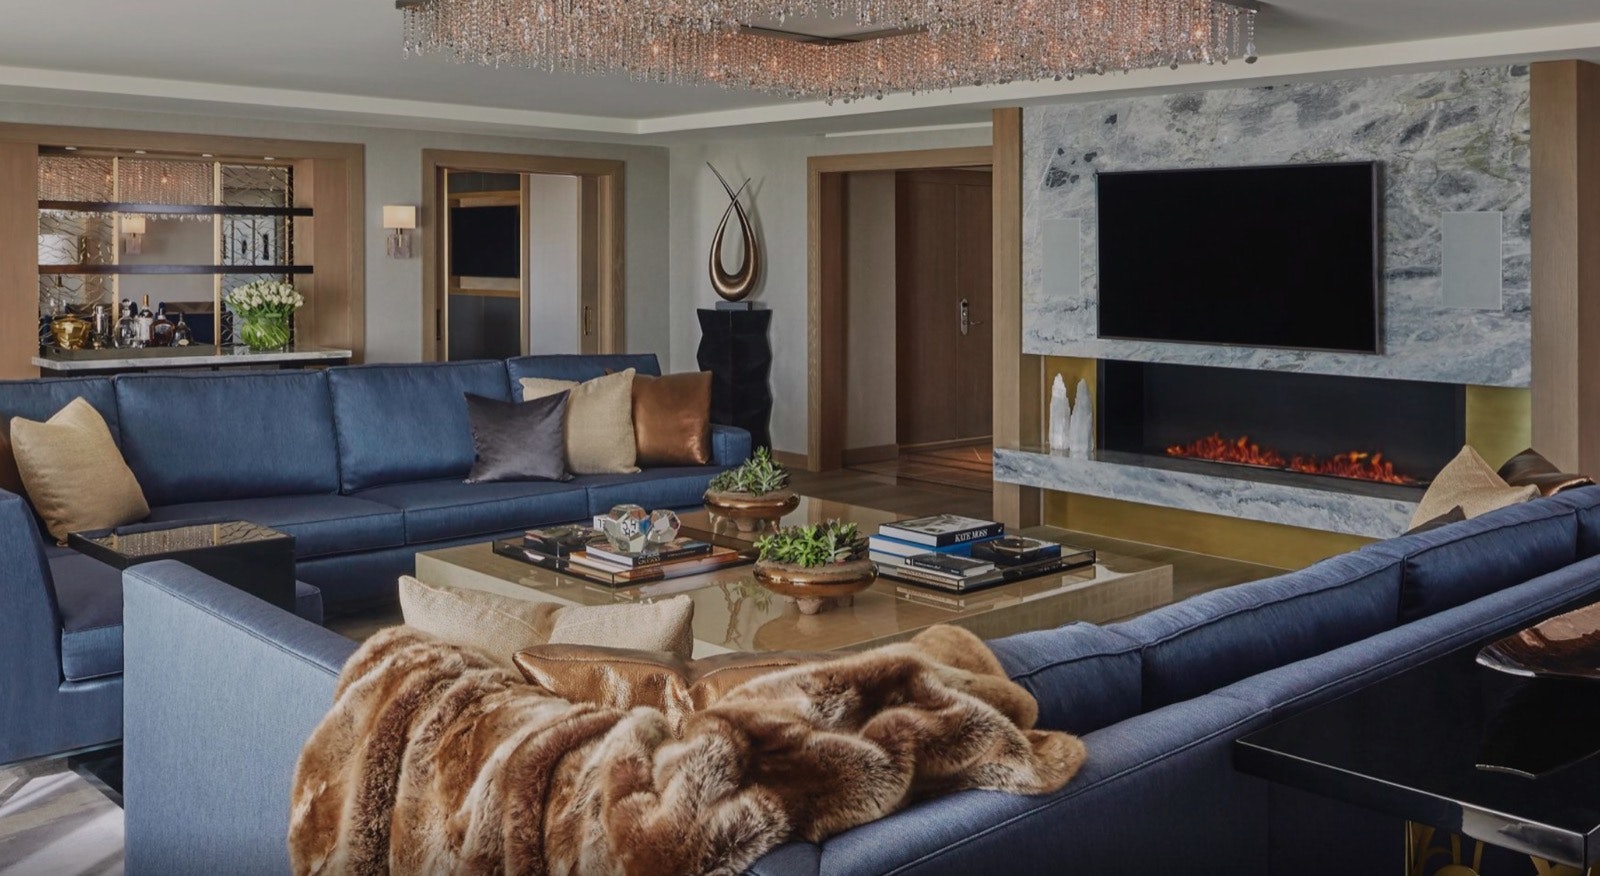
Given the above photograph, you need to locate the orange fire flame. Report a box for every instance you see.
[1167,434,1418,486]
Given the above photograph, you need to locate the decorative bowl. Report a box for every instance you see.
[753,557,877,616]
[704,489,801,533]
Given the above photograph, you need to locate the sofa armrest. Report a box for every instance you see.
[123,560,357,876]
[711,424,754,468]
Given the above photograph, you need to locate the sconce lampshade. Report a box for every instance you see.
[383,205,417,230]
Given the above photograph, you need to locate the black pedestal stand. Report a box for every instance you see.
[697,307,773,450]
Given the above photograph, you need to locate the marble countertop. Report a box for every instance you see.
[34,346,353,372]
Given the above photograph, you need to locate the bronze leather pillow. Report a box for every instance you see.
[632,372,713,467]
[513,644,827,733]
[1498,448,1595,497]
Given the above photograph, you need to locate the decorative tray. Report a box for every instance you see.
[493,527,758,589]
[1477,601,1600,680]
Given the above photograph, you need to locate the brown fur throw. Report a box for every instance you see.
[289,624,1085,876]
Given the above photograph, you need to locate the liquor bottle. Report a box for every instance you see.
[150,306,175,348]
[114,301,143,349]
[137,295,154,344]
[171,313,193,347]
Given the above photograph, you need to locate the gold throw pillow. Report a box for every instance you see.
[520,369,639,474]
[11,398,149,542]
[513,645,828,733]
[397,576,694,669]
[1409,446,1539,530]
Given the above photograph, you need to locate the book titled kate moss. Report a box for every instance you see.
[879,514,1005,547]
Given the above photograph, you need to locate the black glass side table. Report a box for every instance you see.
[70,519,297,612]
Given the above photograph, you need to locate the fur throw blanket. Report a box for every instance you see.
[289,624,1085,876]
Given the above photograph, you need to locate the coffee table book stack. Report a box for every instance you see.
[869,515,1096,594]
[493,524,755,586]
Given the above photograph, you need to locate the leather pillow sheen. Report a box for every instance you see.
[520,369,639,475]
[632,372,713,467]
[1499,448,1596,497]
[11,398,149,542]
[398,576,694,669]
[513,645,829,734]
[1410,446,1538,529]
[464,392,572,484]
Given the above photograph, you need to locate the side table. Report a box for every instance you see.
[70,519,297,612]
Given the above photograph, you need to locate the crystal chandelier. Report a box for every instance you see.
[398,0,1259,104]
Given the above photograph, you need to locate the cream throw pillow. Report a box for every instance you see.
[520,369,639,474]
[1409,446,1539,530]
[12,398,149,542]
[398,576,694,668]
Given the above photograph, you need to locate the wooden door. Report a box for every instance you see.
[895,169,994,448]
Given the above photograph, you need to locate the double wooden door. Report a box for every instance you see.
[895,169,994,448]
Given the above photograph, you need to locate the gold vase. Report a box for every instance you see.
[49,314,91,351]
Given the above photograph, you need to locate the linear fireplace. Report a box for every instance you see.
[1098,361,1466,490]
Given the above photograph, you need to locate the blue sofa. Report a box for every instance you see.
[0,354,750,768]
[120,486,1600,875]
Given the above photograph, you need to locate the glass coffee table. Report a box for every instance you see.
[414,496,1175,656]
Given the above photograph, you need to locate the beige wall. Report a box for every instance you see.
[1,101,671,364]
[843,171,897,452]
[526,173,581,355]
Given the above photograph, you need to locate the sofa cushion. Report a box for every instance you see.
[573,466,725,516]
[328,362,513,492]
[355,479,589,544]
[13,398,150,542]
[506,353,661,384]
[143,495,407,560]
[990,623,1142,735]
[1108,550,1405,712]
[53,553,324,683]
[710,424,753,468]
[115,371,341,506]
[0,376,120,442]
[520,370,639,475]
[1367,497,1579,624]
[1551,485,1600,558]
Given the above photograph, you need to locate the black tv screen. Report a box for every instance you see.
[1096,162,1381,354]
[450,205,521,279]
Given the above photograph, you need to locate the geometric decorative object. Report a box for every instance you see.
[600,504,652,553]
[397,0,1259,104]
[697,307,774,450]
[647,509,683,546]
[707,164,760,303]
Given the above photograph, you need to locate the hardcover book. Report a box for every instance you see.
[905,554,996,578]
[524,525,603,558]
[867,533,999,558]
[584,538,713,569]
[879,514,1005,547]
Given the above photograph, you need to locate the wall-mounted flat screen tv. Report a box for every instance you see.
[450,205,521,279]
[1096,162,1381,354]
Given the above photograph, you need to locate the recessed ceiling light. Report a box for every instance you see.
[201,153,214,158]
[134,149,147,155]
[263,156,275,161]
[63,146,77,151]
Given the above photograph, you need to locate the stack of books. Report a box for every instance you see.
[496,525,744,585]
[869,514,1095,593]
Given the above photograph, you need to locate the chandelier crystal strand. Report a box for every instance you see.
[398,0,1257,103]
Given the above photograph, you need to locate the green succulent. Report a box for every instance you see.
[708,446,790,497]
[755,520,863,568]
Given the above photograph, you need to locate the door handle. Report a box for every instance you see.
[583,305,594,338]
[960,298,984,336]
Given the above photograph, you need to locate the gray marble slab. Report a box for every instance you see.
[994,447,1418,539]
[34,346,352,372]
[1023,66,1533,388]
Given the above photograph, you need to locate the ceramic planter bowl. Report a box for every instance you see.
[703,488,800,533]
[753,557,877,616]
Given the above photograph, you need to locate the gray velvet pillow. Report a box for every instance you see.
[465,393,572,484]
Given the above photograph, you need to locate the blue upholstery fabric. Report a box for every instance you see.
[1108,550,1404,711]
[990,623,1143,735]
[505,353,661,384]
[710,424,753,468]
[123,562,355,876]
[114,372,341,506]
[0,376,121,442]
[355,478,589,544]
[294,581,324,626]
[328,362,513,492]
[296,530,527,610]
[573,466,725,515]
[1367,498,1579,623]
[144,494,406,560]
[1551,485,1600,558]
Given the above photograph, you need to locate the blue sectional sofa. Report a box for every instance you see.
[122,486,1600,875]
[0,354,750,768]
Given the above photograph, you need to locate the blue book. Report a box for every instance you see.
[868,533,1001,559]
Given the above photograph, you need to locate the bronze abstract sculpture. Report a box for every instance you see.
[708,164,761,302]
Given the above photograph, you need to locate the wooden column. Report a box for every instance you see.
[0,142,38,379]
[1532,60,1600,473]
[992,107,1042,528]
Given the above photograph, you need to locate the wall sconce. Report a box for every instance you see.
[383,205,417,259]
[122,215,146,256]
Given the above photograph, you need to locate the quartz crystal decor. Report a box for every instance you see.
[398,0,1258,103]
[1068,378,1094,456]
[647,510,683,546]
[1049,375,1071,453]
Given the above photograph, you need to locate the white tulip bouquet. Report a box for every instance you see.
[226,280,304,352]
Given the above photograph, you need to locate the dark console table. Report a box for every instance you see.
[696,307,773,449]
[1236,620,1600,875]
[71,520,297,612]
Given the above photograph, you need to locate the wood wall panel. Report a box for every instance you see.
[0,143,37,378]
[991,108,1041,528]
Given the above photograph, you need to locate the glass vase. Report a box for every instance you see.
[237,312,292,353]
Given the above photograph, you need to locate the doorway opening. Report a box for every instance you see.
[421,150,624,361]
[808,147,995,491]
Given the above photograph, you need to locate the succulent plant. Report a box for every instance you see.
[755,520,863,568]
[708,447,790,497]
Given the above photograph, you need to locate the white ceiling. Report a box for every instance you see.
[0,0,1598,136]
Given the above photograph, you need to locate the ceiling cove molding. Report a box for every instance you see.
[0,18,1594,140]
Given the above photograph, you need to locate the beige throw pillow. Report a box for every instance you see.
[521,369,639,474]
[1409,446,1539,530]
[397,576,694,668]
[12,398,149,542]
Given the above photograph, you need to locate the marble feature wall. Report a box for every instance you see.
[1023,66,1533,387]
